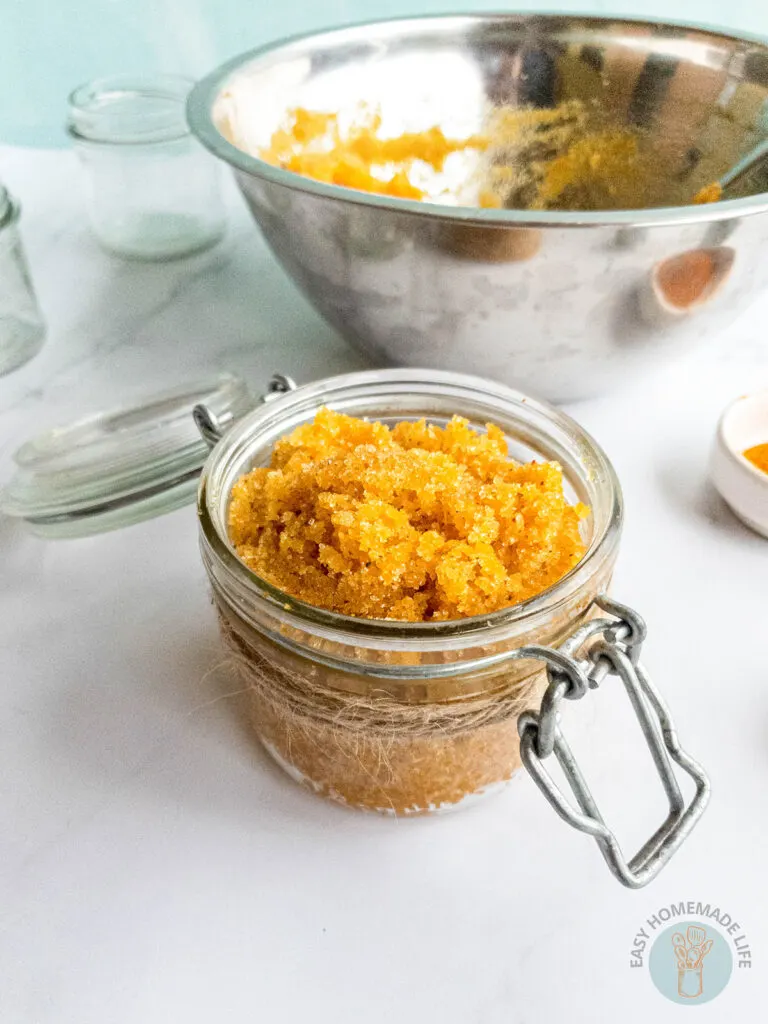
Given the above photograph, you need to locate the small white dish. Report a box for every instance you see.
[710,390,768,538]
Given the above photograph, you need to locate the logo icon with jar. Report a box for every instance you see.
[648,920,732,1004]
[672,925,714,998]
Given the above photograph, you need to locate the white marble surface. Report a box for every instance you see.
[1,147,767,1023]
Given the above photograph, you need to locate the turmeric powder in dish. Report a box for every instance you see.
[228,408,588,621]
[743,443,768,474]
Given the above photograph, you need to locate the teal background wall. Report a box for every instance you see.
[4,0,768,147]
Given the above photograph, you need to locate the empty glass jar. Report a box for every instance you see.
[0,184,46,376]
[67,75,226,260]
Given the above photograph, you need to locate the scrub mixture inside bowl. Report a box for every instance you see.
[205,16,768,214]
[208,18,768,211]
[220,94,675,211]
[269,101,668,210]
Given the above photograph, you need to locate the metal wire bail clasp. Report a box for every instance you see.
[193,373,297,450]
[517,596,711,889]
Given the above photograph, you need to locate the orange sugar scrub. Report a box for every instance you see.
[228,408,588,622]
[743,443,768,474]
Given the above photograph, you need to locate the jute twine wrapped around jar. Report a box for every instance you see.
[217,603,546,816]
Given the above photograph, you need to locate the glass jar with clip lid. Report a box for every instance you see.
[0,368,710,888]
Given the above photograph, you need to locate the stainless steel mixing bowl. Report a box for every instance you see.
[188,14,768,400]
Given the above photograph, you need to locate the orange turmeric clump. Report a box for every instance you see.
[693,182,722,205]
[228,409,588,621]
[743,443,768,474]
[260,107,487,200]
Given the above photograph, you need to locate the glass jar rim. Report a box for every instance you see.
[66,74,195,145]
[198,369,623,654]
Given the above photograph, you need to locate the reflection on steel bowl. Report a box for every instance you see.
[188,14,768,401]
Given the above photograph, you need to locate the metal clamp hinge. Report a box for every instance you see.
[194,373,297,450]
[517,596,710,889]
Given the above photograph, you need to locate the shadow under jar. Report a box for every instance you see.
[197,369,709,886]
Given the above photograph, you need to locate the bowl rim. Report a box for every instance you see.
[187,10,768,228]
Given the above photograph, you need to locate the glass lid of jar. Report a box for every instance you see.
[0,373,252,539]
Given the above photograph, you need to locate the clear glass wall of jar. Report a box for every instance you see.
[0,185,46,376]
[197,370,622,815]
[67,75,226,260]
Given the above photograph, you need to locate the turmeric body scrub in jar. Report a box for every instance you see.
[0,366,711,880]
[199,369,621,815]
[0,370,708,888]
[198,369,708,880]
